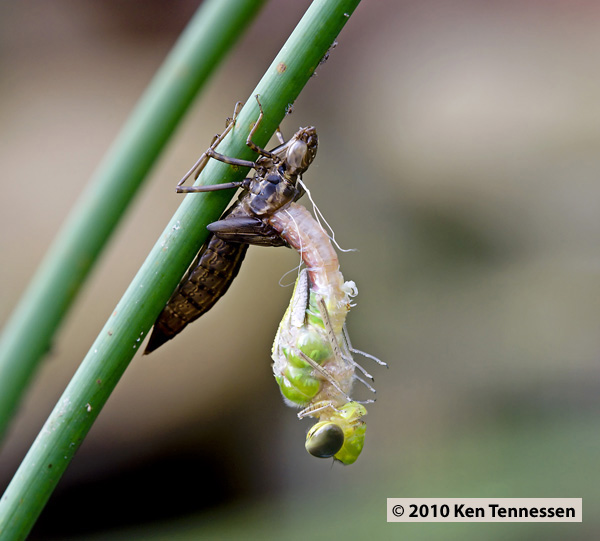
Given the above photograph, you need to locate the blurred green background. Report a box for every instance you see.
[0,1,597,539]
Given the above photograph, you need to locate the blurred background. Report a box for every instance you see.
[1,0,598,539]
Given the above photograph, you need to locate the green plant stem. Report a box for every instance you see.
[0,1,361,538]
[0,0,266,441]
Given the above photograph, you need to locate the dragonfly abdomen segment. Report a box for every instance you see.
[178,241,247,308]
[268,203,349,334]
[144,235,247,353]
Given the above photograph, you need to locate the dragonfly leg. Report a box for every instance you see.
[224,101,243,130]
[176,102,242,191]
[202,149,256,169]
[176,180,247,194]
[341,350,374,380]
[315,297,377,401]
[315,296,345,368]
[274,126,286,145]
[245,95,279,161]
[176,102,264,194]
[176,150,257,193]
[296,349,352,403]
[339,326,379,381]
[353,374,377,394]
[298,400,340,420]
[342,323,388,368]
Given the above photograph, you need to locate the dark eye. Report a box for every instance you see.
[305,422,344,458]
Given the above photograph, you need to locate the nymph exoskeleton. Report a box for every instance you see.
[145,98,317,353]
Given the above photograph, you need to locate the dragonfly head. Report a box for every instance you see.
[305,421,345,459]
[305,402,367,465]
[285,127,318,176]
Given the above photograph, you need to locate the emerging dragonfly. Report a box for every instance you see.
[145,98,318,353]
[267,202,387,464]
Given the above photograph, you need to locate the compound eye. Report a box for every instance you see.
[305,422,344,458]
[286,140,308,172]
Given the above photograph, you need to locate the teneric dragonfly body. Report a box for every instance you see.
[268,203,387,464]
[145,100,318,353]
